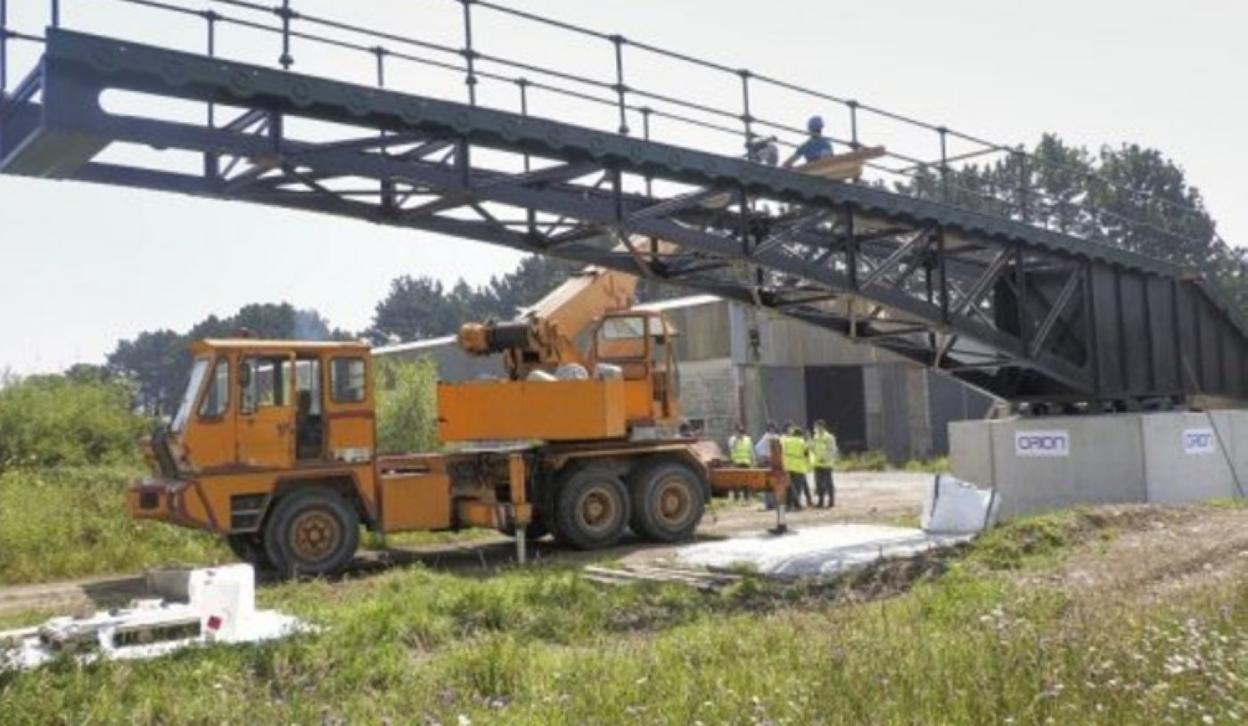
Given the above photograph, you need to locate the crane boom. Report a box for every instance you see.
[457,258,638,379]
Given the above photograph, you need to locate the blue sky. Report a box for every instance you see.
[1,0,1244,373]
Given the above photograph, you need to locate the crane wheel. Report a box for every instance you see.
[553,467,630,550]
[225,533,272,570]
[262,488,360,579]
[628,460,705,542]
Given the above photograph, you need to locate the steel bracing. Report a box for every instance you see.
[2,24,1246,408]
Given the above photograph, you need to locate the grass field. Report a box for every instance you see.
[0,467,229,585]
[2,505,1246,724]
[0,467,500,585]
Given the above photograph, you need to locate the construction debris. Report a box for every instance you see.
[0,565,309,671]
[922,474,1000,534]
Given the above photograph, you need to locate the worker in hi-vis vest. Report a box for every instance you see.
[727,423,756,500]
[780,422,813,511]
[811,419,839,508]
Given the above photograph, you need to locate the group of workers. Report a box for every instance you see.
[745,115,836,169]
[727,419,839,511]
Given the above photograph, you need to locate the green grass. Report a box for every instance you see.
[3,508,1247,723]
[0,467,506,585]
[836,450,891,472]
[903,455,950,474]
[0,467,229,585]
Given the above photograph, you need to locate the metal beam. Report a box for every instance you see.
[858,227,930,289]
[1029,268,1082,359]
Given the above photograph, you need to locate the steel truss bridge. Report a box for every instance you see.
[1,0,1245,409]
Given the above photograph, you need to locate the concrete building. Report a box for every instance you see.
[375,295,995,462]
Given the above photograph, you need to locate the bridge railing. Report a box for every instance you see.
[0,0,1228,270]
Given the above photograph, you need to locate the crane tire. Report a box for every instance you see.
[628,460,705,543]
[552,466,630,550]
[262,488,359,579]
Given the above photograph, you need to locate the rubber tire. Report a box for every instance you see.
[262,489,360,579]
[225,533,272,570]
[552,467,630,550]
[628,460,705,543]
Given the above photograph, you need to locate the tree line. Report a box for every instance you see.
[895,133,1245,308]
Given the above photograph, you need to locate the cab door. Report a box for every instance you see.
[183,355,238,470]
[237,354,295,469]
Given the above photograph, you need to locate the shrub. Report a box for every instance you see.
[0,466,227,583]
[903,455,950,474]
[837,450,890,472]
[374,357,439,455]
[0,374,148,470]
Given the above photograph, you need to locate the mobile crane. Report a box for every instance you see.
[125,145,892,577]
[127,262,782,578]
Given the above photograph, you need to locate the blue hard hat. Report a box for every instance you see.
[807,115,825,133]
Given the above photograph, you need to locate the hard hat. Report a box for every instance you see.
[807,115,825,134]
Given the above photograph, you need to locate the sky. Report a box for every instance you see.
[1,0,1245,374]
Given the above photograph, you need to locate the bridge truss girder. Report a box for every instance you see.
[3,30,1246,407]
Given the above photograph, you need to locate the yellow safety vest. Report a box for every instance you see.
[781,435,810,474]
[811,430,837,468]
[729,435,754,466]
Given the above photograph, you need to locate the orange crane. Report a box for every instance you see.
[128,259,784,578]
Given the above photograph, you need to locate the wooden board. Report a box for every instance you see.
[794,144,886,180]
[698,145,887,210]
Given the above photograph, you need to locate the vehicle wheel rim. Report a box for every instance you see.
[289,509,341,563]
[579,487,617,533]
[656,477,693,525]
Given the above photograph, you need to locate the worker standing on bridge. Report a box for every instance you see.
[811,419,838,508]
[781,422,812,511]
[728,423,756,501]
[783,115,834,168]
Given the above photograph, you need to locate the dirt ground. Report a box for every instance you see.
[1020,504,1248,605]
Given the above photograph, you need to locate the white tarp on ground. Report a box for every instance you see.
[676,524,971,578]
[677,476,997,578]
[0,564,309,671]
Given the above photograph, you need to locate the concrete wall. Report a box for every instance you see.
[676,358,738,445]
[951,410,1248,518]
[758,365,807,432]
[1140,411,1248,504]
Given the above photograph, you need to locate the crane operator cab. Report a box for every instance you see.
[589,310,680,430]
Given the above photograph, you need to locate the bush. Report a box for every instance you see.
[0,466,227,584]
[837,450,890,472]
[374,357,439,455]
[903,455,950,474]
[0,375,148,470]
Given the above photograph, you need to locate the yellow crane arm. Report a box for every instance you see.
[458,260,638,379]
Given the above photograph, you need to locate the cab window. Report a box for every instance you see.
[240,356,291,413]
[596,316,647,360]
[198,358,230,418]
[330,358,366,403]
